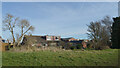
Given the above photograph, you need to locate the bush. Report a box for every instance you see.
[87,42,92,48]
[70,46,76,50]
[62,42,73,50]
[76,44,82,49]
[99,46,110,50]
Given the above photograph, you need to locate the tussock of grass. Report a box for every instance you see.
[2,49,119,66]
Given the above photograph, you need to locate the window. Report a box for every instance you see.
[47,36,52,40]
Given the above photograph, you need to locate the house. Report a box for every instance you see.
[84,39,89,43]
[61,37,87,48]
[22,35,61,47]
[0,36,10,51]
[68,38,79,41]
[70,40,87,48]
[61,37,78,42]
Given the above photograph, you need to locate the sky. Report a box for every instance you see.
[0,2,1,37]
[2,0,120,2]
[1,2,118,40]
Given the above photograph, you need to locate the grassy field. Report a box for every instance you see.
[2,49,119,66]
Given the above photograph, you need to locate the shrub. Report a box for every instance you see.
[62,42,73,50]
[86,42,91,48]
[70,46,76,50]
[76,44,82,49]
[99,46,110,50]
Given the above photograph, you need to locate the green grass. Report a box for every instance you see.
[2,49,119,66]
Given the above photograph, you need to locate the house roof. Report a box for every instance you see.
[61,37,73,40]
[23,35,47,43]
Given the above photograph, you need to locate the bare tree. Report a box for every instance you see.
[101,16,113,33]
[87,16,113,50]
[2,14,19,47]
[87,22,102,49]
[3,14,34,47]
[16,19,34,46]
[101,16,113,47]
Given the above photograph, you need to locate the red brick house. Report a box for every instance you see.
[68,38,79,41]
[61,37,78,42]
[61,37,87,48]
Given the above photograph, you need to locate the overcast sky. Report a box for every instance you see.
[2,2,118,40]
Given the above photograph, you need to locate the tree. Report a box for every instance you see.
[16,19,34,46]
[112,17,120,49]
[3,14,34,47]
[101,16,113,48]
[2,14,19,47]
[87,16,113,50]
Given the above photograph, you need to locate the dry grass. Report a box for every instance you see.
[9,46,64,52]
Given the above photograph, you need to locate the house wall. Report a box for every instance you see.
[22,35,61,47]
[46,36,53,41]
[46,36,61,41]
[1,43,9,51]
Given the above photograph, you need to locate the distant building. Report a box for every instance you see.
[61,37,79,42]
[22,35,61,47]
[68,38,79,41]
[61,37,87,48]
[0,36,10,51]
[84,39,89,43]
[22,35,89,49]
